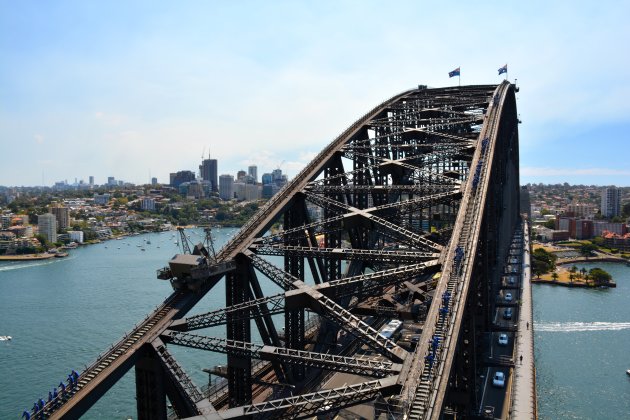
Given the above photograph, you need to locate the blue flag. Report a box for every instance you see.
[498,64,507,75]
[448,67,460,78]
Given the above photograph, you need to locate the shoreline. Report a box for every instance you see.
[532,278,616,288]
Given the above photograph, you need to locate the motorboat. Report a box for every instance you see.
[0,336,12,341]
[626,369,630,376]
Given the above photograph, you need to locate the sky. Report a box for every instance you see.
[1,0,629,187]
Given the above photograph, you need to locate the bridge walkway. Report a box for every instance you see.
[509,221,537,419]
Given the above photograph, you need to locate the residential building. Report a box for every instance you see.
[593,221,627,237]
[601,187,621,218]
[50,203,70,231]
[94,193,111,206]
[38,213,58,243]
[141,198,156,211]
[68,230,85,244]
[601,231,630,252]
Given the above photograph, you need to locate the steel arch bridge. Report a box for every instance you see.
[32,81,521,419]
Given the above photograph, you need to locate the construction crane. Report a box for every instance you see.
[177,227,192,254]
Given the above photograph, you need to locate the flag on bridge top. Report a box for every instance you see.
[448,67,460,78]
[498,64,508,75]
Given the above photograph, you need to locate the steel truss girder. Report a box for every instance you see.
[247,253,409,361]
[197,376,401,419]
[151,339,209,415]
[301,193,444,252]
[304,184,456,195]
[303,189,461,219]
[169,293,285,331]
[251,244,439,264]
[161,330,400,378]
[306,152,466,188]
[316,260,439,298]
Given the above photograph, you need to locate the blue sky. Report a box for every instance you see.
[1,1,629,187]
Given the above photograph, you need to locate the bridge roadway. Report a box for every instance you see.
[42,88,417,419]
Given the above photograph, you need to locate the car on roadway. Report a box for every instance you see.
[508,276,516,285]
[503,308,513,320]
[505,292,513,302]
[498,333,508,346]
[492,371,505,387]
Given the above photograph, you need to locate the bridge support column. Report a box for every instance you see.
[284,200,307,382]
[135,349,167,420]
[226,255,252,407]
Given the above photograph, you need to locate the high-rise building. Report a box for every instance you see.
[237,170,247,181]
[199,159,218,192]
[89,176,94,186]
[219,174,234,200]
[262,173,272,185]
[601,187,621,218]
[248,165,258,183]
[38,213,57,243]
[170,171,196,188]
[49,203,70,231]
[151,177,158,186]
[107,176,116,186]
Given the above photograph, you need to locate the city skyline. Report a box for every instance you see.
[1,1,629,187]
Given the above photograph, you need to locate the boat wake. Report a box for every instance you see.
[536,321,630,332]
[0,259,64,272]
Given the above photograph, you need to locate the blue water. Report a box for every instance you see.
[533,262,630,419]
[0,228,238,419]
[3,236,629,419]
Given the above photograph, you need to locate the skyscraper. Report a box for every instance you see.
[601,187,621,218]
[89,176,94,186]
[248,165,258,183]
[38,213,57,243]
[219,174,234,200]
[200,159,218,192]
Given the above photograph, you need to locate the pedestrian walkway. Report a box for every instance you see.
[510,221,537,419]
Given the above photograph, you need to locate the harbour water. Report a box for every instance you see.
[0,228,238,419]
[2,233,629,419]
[534,262,630,419]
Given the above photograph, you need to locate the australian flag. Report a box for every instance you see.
[448,67,460,78]
[498,64,508,75]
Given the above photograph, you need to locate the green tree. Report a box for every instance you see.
[589,267,612,285]
[35,234,50,251]
[532,248,557,274]
[580,243,598,258]
[543,219,556,230]
[622,202,630,217]
[551,271,559,282]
